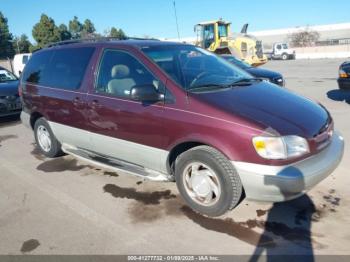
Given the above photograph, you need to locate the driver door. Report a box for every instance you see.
[86,48,166,171]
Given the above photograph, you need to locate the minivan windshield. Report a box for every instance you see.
[142,45,252,91]
[222,56,251,70]
[0,69,18,83]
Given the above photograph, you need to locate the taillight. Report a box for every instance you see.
[18,84,22,97]
[339,69,348,78]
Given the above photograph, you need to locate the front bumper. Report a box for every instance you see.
[20,111,31,128]
[233,131,344,202]
[0,98,22,117]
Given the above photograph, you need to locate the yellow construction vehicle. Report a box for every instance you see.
[194,19,267,66]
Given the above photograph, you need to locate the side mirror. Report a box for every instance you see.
[130,84,163,102]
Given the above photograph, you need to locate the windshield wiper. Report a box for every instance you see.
[188,84,230,91]
[188,78,262,91]
[228,78,263,86]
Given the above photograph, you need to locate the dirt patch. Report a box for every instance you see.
[136,181,143,185]
[103,171,119,177]
[311,189,341,222]
[0,135,18,147]
[103,184,176,205]
[20,239,40,253]
[128,197,184,223]
[323,194,341,207]
[37,158,91,172]
[256,209,268,217]
[182,206,276,248]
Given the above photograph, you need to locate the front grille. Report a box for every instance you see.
[312,116,333,151]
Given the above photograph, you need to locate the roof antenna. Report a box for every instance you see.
[172,1,181,41]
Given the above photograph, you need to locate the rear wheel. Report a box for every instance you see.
[34,117,63,158]
[175,146,243,217]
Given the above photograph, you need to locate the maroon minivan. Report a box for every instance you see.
[20,39,344,217]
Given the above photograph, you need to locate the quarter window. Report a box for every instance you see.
[96,49,163,99]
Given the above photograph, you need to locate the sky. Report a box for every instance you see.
[1,0,350,43]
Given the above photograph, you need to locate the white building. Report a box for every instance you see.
[251,23,350,49]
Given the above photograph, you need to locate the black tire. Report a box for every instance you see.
[282,53,288,60]
[34,117,63,158]
[175,146,243,217]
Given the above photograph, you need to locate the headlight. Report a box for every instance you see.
[252,136,309,159]
[260,77,271,82]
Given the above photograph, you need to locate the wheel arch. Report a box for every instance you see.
[166,139,236,176]
[30,112,44,130]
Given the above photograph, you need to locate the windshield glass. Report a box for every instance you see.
[0,69,17,83]
[222,56,251,69]
[142,45,252,90]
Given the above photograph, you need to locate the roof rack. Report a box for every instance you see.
[45,37,160,48]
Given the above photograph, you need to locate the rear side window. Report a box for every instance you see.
[22,51,52,84]
[22,47,94,90]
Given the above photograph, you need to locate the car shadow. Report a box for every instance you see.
[0,114,21,127]
[249,167,316,261]
[327,89,350,104]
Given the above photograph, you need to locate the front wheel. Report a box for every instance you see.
[34,117,63,158]
[175,146,243,217]
[282,53,288,60]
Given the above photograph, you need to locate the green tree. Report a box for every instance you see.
[32,14,60,48]
[58,24,72,41]
[69,16,83,39]
[0,12,15,59]
[82,19,96,37]
[13,34,33,54]
[109,27,127,39]
[29,45,40,53]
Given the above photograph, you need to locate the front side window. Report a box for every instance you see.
[142,45,251,91]
[96,49,162,99]
[0,69,18,83]
[203,25,215,49]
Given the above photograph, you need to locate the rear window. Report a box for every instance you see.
[22,47,94,90]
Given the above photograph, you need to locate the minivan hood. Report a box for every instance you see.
[191,82,329,137]
[246,67,282,79]
[0,80,19,96]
